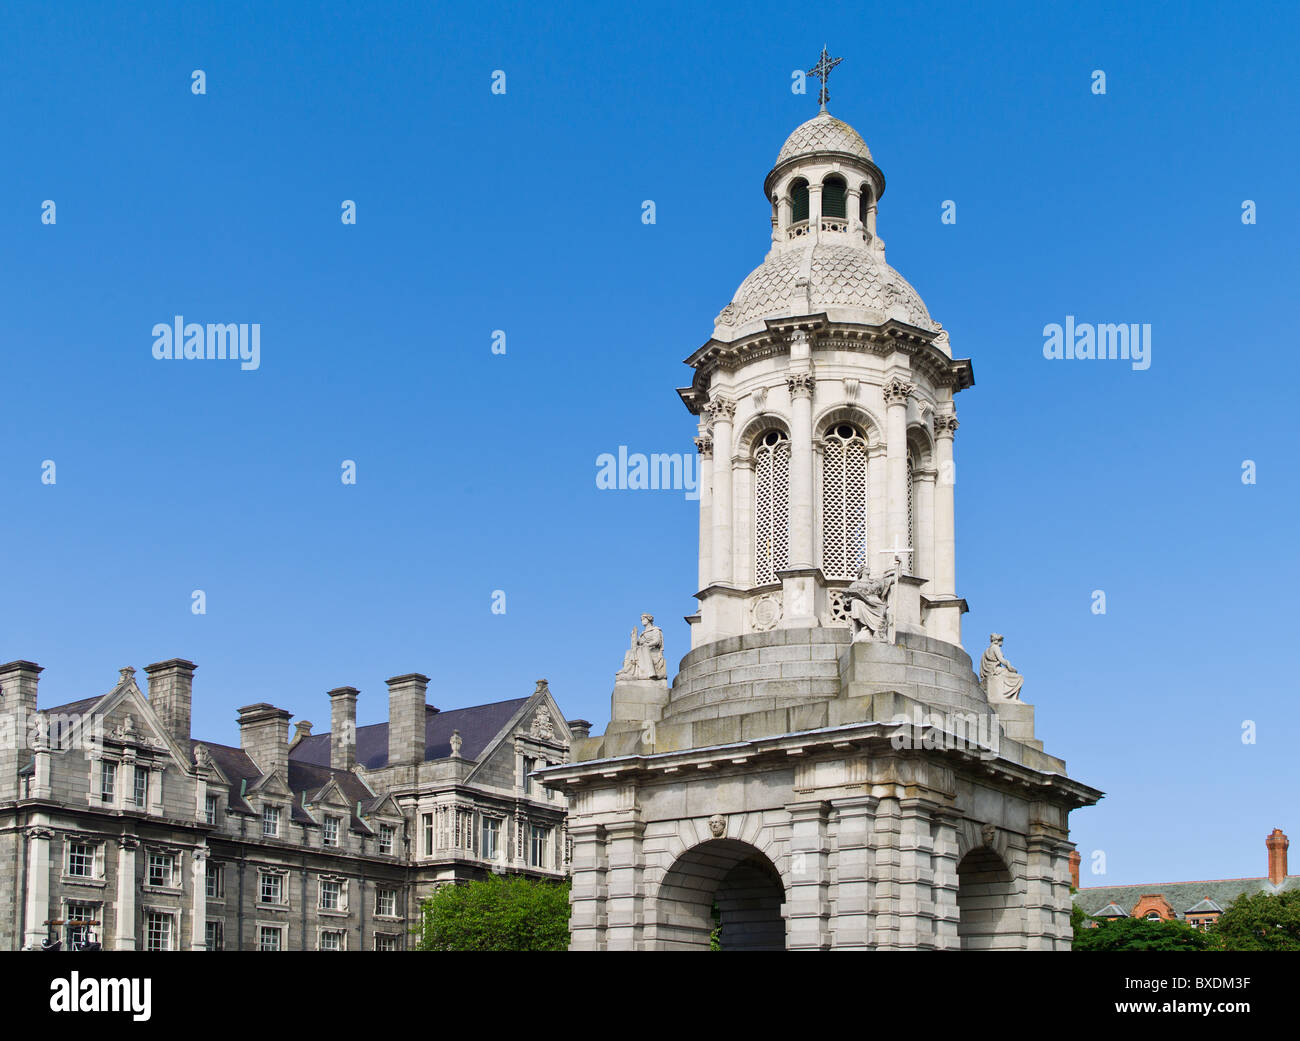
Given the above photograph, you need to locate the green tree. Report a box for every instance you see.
[414,875,571,951]
[1073,915,1209,951]
[1208,889,1300,951]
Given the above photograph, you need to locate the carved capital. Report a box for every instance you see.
[882,377,915,406]
[933,412,959,438]
[706,396,737,423]
[785,371,814,399]
[693,434,713,457]
[117,836,140,851]
[191,846,208,865]
[26,826,55,842]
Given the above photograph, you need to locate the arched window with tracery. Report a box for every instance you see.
[821,423,868,579]
[754,429,791,585]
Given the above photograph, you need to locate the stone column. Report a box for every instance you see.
[865,187,878,238]
[603,814,645,951]
[808,183,823,242]
[866,443,887,569]
[190,847,208,950]
[931,808,962,950]
[1024,835,1073,950]
[785,800,831,950]
[883,377,914,568]
[567,821,608,951]
[115,837,138,950]
[23,825,53,948]
[829,795,876,948]
[786,371,815,569]
[933,413,959,597]
[777,194,792,240]
[847,186,863,243]
[894,796,940,949]
[732,458,754,587]
[694,431,713,593]
[914,466,936,588]
[708,397,736,587]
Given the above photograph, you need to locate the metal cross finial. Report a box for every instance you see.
[807,46,843,110]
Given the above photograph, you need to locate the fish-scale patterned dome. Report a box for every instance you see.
[775,110,872,166]
[715,243,933,332]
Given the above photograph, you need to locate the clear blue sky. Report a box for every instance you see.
[2,1,1296,887]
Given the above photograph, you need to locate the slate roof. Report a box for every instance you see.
[38,695,108,719]
[289,697,530,770]
[1186,898,1224,914]
[1076,875,1300,918]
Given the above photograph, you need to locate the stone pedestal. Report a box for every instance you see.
[990,698,1041,750]
[610,678,670,725]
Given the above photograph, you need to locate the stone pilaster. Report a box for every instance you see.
[707,397,736,587]
[828,795,876,948]
[190,847,208,950]
[786,367,815,570]
[567,821,608,951]
[1024,835,1072,950]
[931,808,962,950]
[785,800,831,950]
[883,376,914,566]
[603,814,646,951]
[894,796,940,949]
[115,836,138,950]
[694,431,713,593]
[23,825,53,948]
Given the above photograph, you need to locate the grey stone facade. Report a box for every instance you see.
[0,659,573,951]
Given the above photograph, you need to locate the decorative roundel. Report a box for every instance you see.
[751,593,783,631]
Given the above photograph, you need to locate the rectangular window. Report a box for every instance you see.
[205,862,224,899]
[323,816,340,848]
[258,925,282,951]
[319,930,344,952]
[319,880,342,911]
[523,756,535,794]
[147,853,174,888]
[422,812,433,856]
[375,887,396,918]
[133,766,148,808]
[204,793,218,825]
[262,805,280,837]
[482,818,500,862]
[259,872,283,905]
[67,842,95,878]
[205,920,224,951]
[144,912,172,951]
[65,902,99,948]
[378,824,395,855]
[99,760,116,801]
[375,934,398,952]
[529,825,547,868]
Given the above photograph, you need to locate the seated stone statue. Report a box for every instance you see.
[844,565,895,643]
[616,614,667,680]
[979,633,1024,701]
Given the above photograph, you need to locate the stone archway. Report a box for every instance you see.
[955,846,1023,950]
[653,839,786,951]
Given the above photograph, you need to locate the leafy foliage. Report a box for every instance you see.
[1073,914,1210,951]
[1207,890,1300,951]
[414,875,571,951]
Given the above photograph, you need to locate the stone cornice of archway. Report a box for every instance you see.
[677,315,974,416]
[538,721,1104,810]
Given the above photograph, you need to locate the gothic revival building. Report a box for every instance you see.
[0,658,573,950]
[540,61,1103,950]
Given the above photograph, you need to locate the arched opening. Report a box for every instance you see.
[654,839,786,951]
[821,422,868,579]
[822,175,847,219]
[956,847,1021,950]
[754,428,790,585]
[859,185,872,225]
[790,178,809,223]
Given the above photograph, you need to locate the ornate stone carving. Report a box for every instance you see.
[843,377,860,401]
[693,434,713,457]
[979,634,1024,702]
[117,836,140,850]
[933,411,959,438]
[450,729,463,756]
[751,387,768,410]
[844,564,897,643]
[706,396,737,422]
[749,593,783,632]
[882,377,914,406]
[118,666,135,684]
[785,371,814,398]
[26,826,55,842]
[708,814,727,839]
[615,614,667,680]
[981,823,997,847]
[193,744,212,772]
[530,712,555,741]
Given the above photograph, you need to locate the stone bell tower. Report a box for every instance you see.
[541,53,1101,951]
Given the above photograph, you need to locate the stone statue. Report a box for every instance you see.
[979,634,1024,701]
[450,729,463,756]
[616,614,667,680]
[844,565,896,643]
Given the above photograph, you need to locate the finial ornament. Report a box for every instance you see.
[807,46,844,111]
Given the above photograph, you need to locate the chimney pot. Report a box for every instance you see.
[569,718,593,739]
[1068,850,1082,889]
[1266,828,1289,886]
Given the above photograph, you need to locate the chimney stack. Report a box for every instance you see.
[569,719,592,739]
[237,703,292,779]
[289,720,313,750]
[386,673,430,769]
[328,686,359,770]
[1267,828,1289,886]
[144,659,197,746]
[0,661,43,800]
[1068,850,1081,889]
